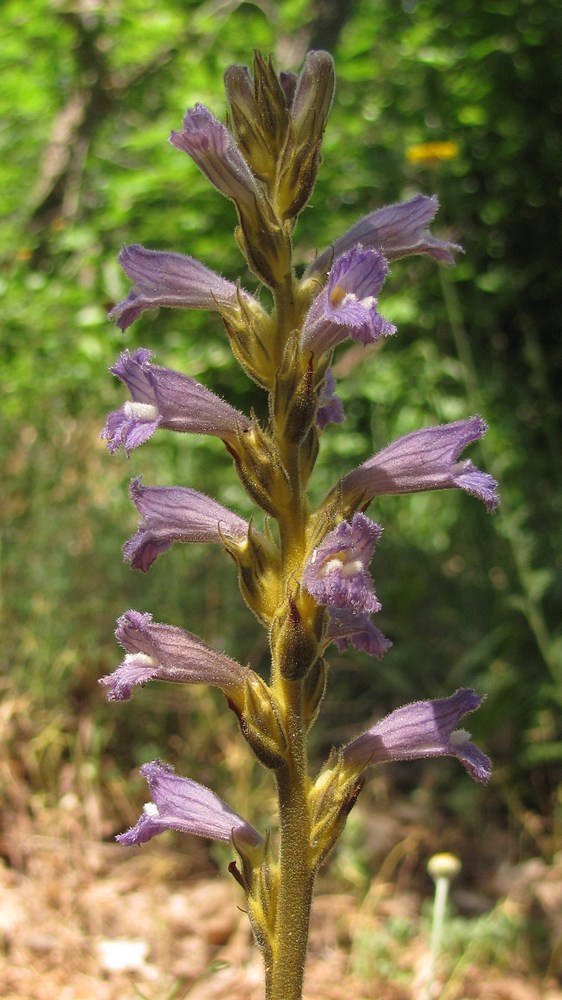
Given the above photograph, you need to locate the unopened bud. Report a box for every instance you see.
[309,751,364,868]
[222,523,282,624]
[218,293,277,389]
[225,53,290,184]
[271,591,324,681]
[273,341,318,445]
[275,51,335,220]
[229,674,287,769]
[232,425,292,516]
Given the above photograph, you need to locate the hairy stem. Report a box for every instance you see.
[266,678,314,1000]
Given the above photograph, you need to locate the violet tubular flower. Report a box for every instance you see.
[340,416,499,512]
[304,513,382,614]
[307,193,461,277]
[109,244,256,331]
[102,348,250,454]
[170,103,266,214]
[343,688,491,783]
[99,610,248,701]
[117,760,263,852]
[124,477,249,572]
[302,246,396,359]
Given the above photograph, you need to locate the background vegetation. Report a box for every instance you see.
[2,0,561,866]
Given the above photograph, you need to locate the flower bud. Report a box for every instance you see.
[270,589,324,681]
[229,674,288,769]
[309,752,364,868]
[221,522,282,624]
[427,852,462,881]
[225,52,290,184]
[218,293,278,389]
[272,340,318,445]
[230,424,293,517]
[275,51,335,220]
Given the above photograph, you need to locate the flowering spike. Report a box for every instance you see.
[117,760,264,851]
[99,610,248,700]
[339,416,499,512]
[103,48,497,997]
[342,688,491,783]
[102,348,250,454]
[124,478,249,571]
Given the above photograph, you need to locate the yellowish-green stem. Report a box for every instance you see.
[266,677,314,1000]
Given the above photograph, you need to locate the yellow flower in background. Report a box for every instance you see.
[406,141,460,164]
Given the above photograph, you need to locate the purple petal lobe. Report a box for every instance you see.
[124,478,250,572]
[343,688,491,783]
[302,246,395,357]
[117,760,263,848]
[99,610,247,700]
[341,416,499,511]
[326,608,392,658]
[109,245,250,331]
[304,513,382,614]
[316,368,345,430]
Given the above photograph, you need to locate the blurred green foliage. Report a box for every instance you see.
[1,0,561,836]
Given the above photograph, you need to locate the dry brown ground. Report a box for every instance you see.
[2,800,562,1000]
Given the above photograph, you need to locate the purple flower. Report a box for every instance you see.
[117,760,263,850]
[307,194,461,277]
[170,103,265,213]
[316,368,345,430]
[302,247,395,358]
[101,348,250,454]
[343,688,491,783]
[326,608,392,658]
[109,244,256,331]
[340,416,499,511]
[124,477,249,572]
[303,513,382,614]
[99,610,248,700]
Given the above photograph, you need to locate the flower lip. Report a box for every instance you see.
[303,513,383,614]
[326,608,391,658]
[316,367,345,430]
[301,246,395,358]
